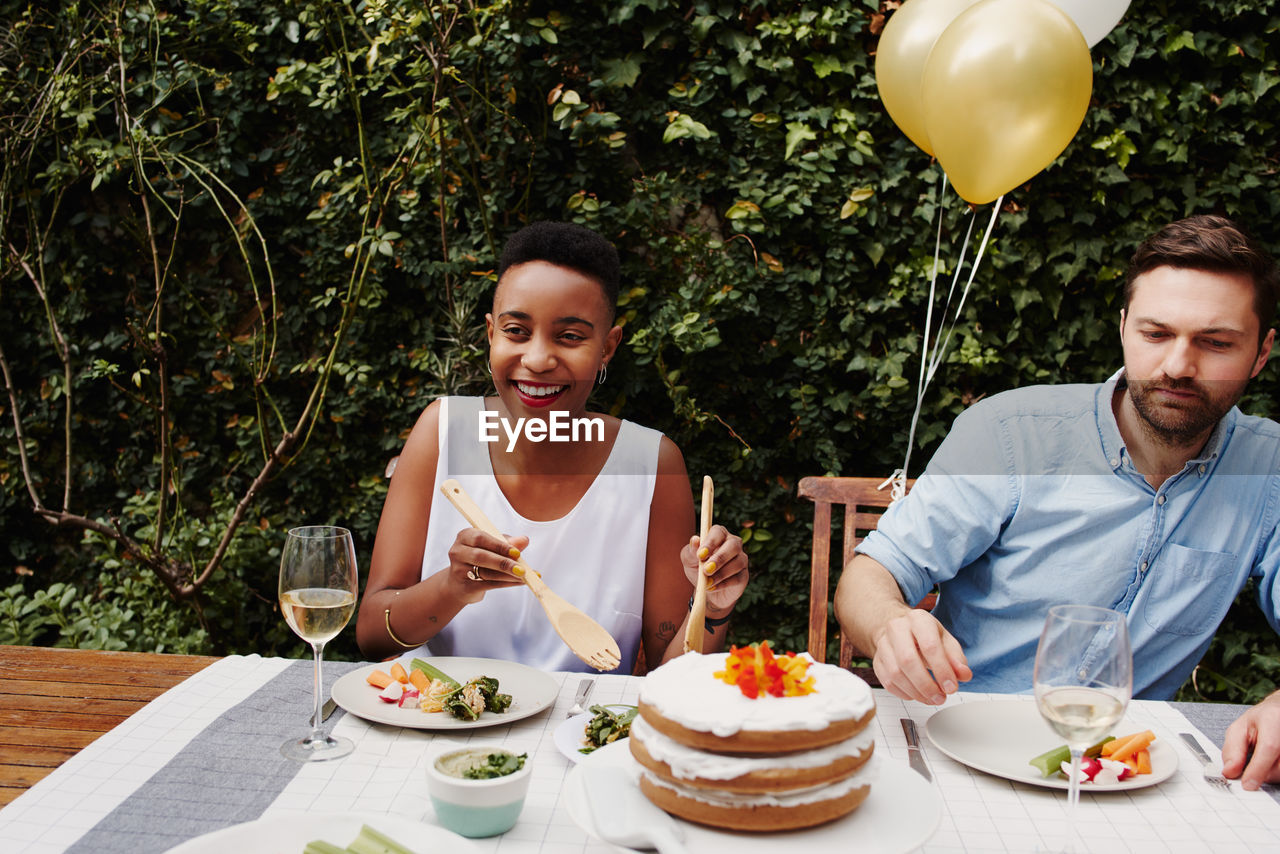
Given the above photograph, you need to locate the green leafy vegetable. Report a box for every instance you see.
[463,751,527,779]
[441,675,513,721]
[579,704,638,754]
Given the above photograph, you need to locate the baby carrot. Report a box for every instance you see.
[1110,730,1155,763]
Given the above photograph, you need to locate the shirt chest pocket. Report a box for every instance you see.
[1140,544,1239,637]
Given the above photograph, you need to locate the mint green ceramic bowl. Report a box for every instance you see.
[427,747,533,838]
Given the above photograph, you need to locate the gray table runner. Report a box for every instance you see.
[67,658,363,853]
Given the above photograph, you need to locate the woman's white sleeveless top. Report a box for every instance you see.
[408,396,661,672]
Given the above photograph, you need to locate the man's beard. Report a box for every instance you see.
[1126,376,1245,447]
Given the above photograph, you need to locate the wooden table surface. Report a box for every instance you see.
[0,645,216,807]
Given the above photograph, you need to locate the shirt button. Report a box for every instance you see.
[1109,458,1120,467]
[1157,495,1166,505]
[1077,668,1088,679]
[1140,561,1148,573]
[1198,464,1206,474]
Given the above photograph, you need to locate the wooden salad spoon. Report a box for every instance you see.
[683,476,714,653]
[439,479,622,671]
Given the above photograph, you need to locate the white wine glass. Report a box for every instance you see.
[1033,605,1132,853]
[279,525,359,761]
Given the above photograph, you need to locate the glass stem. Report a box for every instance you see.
[308,640,326,743]
[1065,746,1083,853]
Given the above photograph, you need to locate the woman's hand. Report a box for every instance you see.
[445,528,529,603]
[681,524,749,615]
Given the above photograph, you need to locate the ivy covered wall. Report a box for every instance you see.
[1,0,1277,701]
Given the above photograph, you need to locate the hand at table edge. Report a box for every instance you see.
[1222,688,1280,790]
[871,608,973,706]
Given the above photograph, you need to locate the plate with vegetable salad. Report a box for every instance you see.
[165,811,479,853]
[331,657,558,730]
[924,699,1178,791]
[555,704,638,763]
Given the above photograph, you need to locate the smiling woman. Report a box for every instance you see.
[354,223,751,673]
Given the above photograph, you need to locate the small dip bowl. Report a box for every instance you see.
[427,746,533,838]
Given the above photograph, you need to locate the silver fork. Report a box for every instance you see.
[567,677,596,717]
[1179,732,1231,791]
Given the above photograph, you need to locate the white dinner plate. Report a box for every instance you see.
[554,704,636,764]
[924,698,1178,791]
[164,810,479,853]
[564,740,940,853]
[331,658,558,730]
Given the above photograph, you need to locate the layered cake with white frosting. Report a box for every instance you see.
[630,645,877,831]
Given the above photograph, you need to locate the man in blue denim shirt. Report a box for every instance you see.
[835,215,1280,790]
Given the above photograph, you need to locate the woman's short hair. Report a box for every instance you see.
[498,222,620,313]
[1124,215,1279,342]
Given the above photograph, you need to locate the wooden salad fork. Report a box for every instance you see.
[439,479,622,671]
[683,476,714,653]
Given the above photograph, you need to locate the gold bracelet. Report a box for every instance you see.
[384,593,423,649]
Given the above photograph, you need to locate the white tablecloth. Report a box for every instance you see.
[2,654,1277,853]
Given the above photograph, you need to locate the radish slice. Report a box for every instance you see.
[379,681,404,703]
[398,689,420,709]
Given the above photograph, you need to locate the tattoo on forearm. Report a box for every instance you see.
[428,615,438,623]
[657,620,675,642]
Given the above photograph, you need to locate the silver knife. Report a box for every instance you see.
[901,717,933,781]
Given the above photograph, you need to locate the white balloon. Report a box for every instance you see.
[1043,0,1131,47]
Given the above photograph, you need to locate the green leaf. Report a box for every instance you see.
[600,56,643,88]
[784,122,817,160]
[663,114,714,143]
[1164,30,1197,54]
[808,54,843,79]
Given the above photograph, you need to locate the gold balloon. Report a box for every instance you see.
[921,0,1092,204]
[875,0,985,156]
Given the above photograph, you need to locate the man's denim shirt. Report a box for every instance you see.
[858,371,1280,699]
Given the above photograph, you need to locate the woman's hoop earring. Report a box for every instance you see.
[597,364,608,385]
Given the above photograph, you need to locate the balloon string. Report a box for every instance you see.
[891,191,1004,501]
[911,171,952,409]
[926,209,978,387]
[927,196,1003,387]
[896,172,948,498]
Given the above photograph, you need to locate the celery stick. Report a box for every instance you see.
[411,658,459,690]
[302,841,349,854]
[345,823,418,854]
[1028,744,1071,778]
[1086,736,1115,758]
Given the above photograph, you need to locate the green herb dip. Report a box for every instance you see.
[434,748,526,779]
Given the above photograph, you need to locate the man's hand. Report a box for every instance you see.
[871,609,972,705]
[1222,690,1280,790]
[835,554,972,704]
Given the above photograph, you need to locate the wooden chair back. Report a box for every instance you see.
[798,476,934,669]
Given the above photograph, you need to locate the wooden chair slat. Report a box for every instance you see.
[798,476,933,675]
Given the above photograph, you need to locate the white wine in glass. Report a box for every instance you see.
[1033,605,1132,853]
[279,526,358,761]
